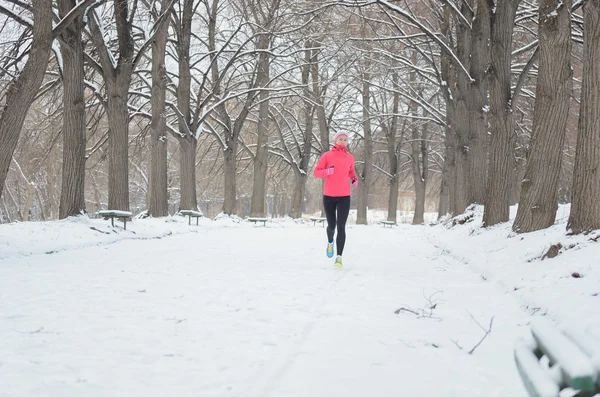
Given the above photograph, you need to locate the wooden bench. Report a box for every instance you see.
[97,210,133,230]
[179,210,203,225]
[514,318,600,397]
[309,216,327,227]
[380,220,396,228]
[248,217,268,226]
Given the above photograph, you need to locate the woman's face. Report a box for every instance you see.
[336,136,348,146]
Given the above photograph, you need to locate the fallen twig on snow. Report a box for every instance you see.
[394,290,443,320]
[467,311,494,355]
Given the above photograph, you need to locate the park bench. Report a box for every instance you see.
[97,210,133,230]
[248,217,268,226]
[514,318,600,397]
[380,220,396,228]
[179,210,203,225]
[309,216,327,227]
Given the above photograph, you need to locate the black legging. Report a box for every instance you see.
[323,195,351,256]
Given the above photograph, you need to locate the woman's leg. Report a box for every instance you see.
[336,196,351,255]
[323,195,338,243]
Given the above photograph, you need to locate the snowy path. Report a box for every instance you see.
[0,223,530,397]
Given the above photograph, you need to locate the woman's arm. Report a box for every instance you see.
[313,152,330,178]
[348,158,358,181]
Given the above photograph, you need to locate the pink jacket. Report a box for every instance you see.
[313,145,358,197]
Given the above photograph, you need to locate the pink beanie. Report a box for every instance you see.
[333,132,349,143]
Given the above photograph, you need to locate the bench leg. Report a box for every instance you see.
[188,215,191,225]
[124,218,127,230]
[111,217,114,227]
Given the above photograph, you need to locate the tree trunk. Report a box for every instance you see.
[452,0,473,216]
[513,0,572,233]
[176,0,198,212]
[106,83,130,212]
[291,44,315,219]
[179,136,197,211]
[0,0,53,200]
[250,37,271,217]
[58,0,86,219]
[148,0,170,217]
[291,172,307,219]
[467,0,492,205]
[386,70,400,223]
[439,4,455,218]
[47,144,59,218]
[483,0,521,227]
[356,75,372,225]
[223,143,237,215]
[413,122,429,225]
[567,0,600,234]
[22,182,35,222]
[88,0,134,212]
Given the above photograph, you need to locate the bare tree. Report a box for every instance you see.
[0,0,53,200]
[289,41,316,218]
[147,0,171,217]
[57,0,87,218]
[356,70,373,225]
[567,0,600,234]
[483,0,522,227]
[513,0,572,233]
[171,0,198,211]
[87,1,138,212]
[384,71,401,223]
[248,0,282,218]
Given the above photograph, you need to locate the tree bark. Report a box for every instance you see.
[386,72,400,223]
[467,0,492,205]
[223,141,237,215]
[483,0,521,227]
[412,121,429,225]
[452,0,473,216]
[513,0,572,233]
[148,0,170,217]
[179,136,197,211]
[291,43,315,219]
[438,4,455,218]
[567,0,600,234]
[176,0,198,211]
[250,36,271,217]
[356,74,372,225]
[88,0,135,212]
[0,0,53,200]
[58,0,86,219]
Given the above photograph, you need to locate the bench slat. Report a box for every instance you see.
[515,342,560,397]
[531,318,596,391]
[179,210,202,217]
[562,327,600,383]
[98,210,132,217]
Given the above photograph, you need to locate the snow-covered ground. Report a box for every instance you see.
[0,206,597,397]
